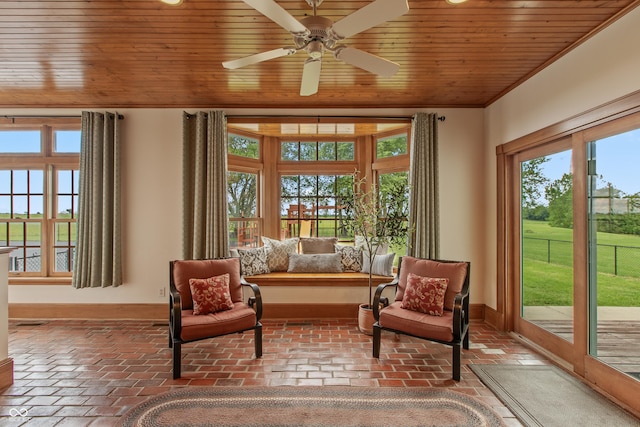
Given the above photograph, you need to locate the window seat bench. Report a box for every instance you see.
[244,272,392,287]
[243,272,394,319]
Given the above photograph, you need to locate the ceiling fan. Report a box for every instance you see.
[222,0,410,96]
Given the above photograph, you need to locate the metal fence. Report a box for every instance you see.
[9,248,74,273]
[523,237,640,278]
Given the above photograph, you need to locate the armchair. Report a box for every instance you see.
[169,257,262,379]
[373,256,470,381]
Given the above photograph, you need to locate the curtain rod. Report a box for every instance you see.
[2,114,124,120]
[187,113,445,121]
[226,115,412,120]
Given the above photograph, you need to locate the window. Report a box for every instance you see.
[376,133,408,159]
[226,119,411,246]
[228,130,262,249]
[281,140,354,161]
[229,133,259,159]
[378,171,410,256]
[281,174,353,239]
[0,120,81,278]
[228,170,260,248]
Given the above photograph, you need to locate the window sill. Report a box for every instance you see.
[9,277,72,285]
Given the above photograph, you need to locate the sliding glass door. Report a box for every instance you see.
[587,128,640,380]
[520,146,574,343]
[501,107,640,413]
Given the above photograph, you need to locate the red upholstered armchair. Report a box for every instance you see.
[373,256,470,381]
[169,258,262,379]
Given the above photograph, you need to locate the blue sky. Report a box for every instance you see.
[540,128,639,198]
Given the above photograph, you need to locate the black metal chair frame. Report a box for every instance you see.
[372,257,470,381]
[169,260,263,379]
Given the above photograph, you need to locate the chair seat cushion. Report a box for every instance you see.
[180,302,257,342]
[379,302,454,343]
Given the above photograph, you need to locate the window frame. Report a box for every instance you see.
[227,120,411,244]
[0,118,80,282]
[227,129,264,248]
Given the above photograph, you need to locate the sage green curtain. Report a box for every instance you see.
[72,112,122,288]
[407,112,440,259]
[182,111,229,259]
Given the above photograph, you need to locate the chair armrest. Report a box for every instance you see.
[452,289,470,340]
[169,282,182,341]
[241,276,263,322]
[373,277,398,321]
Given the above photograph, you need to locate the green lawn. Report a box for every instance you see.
[522,220,640,306]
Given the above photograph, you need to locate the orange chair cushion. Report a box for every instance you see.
[180,302,257,342]
[379,302,454,343]
[401,273,448,316]
[189,274,234,315]
[395,257,468,311]
[173,258,243,310]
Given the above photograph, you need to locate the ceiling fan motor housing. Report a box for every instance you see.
[296,15,337,57]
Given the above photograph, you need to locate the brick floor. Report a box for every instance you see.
[0,319,551,426]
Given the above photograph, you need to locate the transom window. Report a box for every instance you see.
[281,141,355,161]
[229,133,259,159]
[376,133,408,159]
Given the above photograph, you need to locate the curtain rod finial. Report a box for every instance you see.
[437,116,446,122]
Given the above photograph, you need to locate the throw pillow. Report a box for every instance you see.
[189,274,234,315]
[287,253,343,273]
[262,236,299,272]
[401,272,449,316]
[361,252,395,276]
[237,247,270,276]
[300,237,338,254]
[335,244,363,272]
[354,235,389,255]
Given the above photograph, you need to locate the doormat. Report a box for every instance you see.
[470,364,639,427]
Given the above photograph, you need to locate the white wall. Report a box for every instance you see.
[3,107,487,307]
[483,6,640,308]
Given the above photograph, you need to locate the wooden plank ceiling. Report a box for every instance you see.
[0,0,637,109]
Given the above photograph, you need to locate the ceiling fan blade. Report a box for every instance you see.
[241,0,309,35]
[222,47,296,69]
[300,58,322,96]
[330,0,409,39]
[334,47,399,77]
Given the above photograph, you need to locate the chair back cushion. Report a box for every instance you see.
[395,256,468,311]
[172,258,243,310]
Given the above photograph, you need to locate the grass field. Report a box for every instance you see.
[522,220,640,306]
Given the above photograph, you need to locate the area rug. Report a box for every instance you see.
[117,386,506,427]
[470,364,639,427]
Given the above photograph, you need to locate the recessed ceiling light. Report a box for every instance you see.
[446,0,468,4]
[161,0,183,5]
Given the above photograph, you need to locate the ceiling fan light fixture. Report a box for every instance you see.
[306,40,324,59]
[446,0,468,4]
[160,0,183,5]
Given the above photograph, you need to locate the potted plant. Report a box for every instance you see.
[343,173,411,334]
